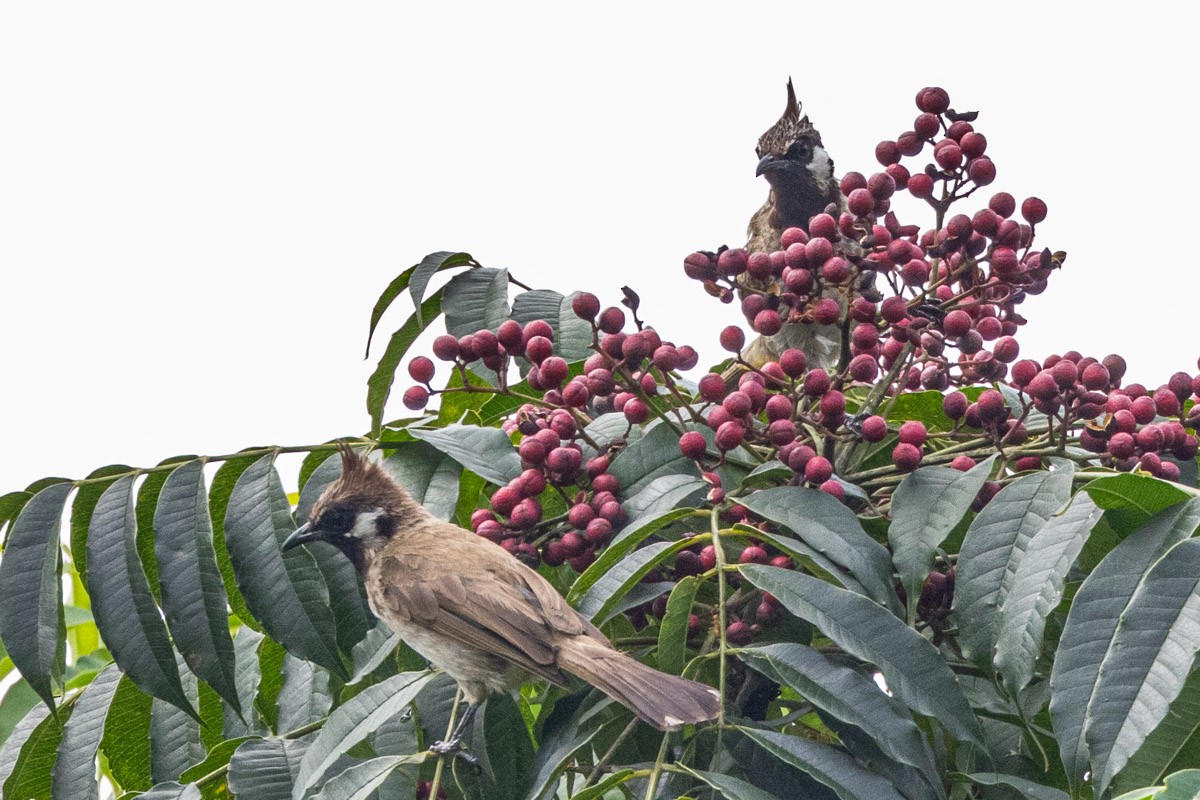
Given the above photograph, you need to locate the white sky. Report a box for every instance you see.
[0,3,1195,494]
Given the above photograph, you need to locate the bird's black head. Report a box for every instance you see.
[754,79,836,198]
[282,445,421,571]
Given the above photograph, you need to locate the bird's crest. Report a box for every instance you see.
[757,78,822,159]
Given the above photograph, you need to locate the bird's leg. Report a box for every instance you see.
[430,703,479,767]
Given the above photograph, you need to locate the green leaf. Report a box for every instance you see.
[510,289,595,362]
[735,725,907,800]
[441,267,510,337]
[1110,668,1200,796]
[310,755,425,800]
[154,460,241,713]
[150,662,205,783]
[882,389,961,432]
[889,456,995,617]
[1085,473,1192,534]
[738,643,938,781]
[1050,497,1200,784]
[993,493,1102,695]
[0,481,72,712]
[225,626,269,738]
[956,772,1069,800]
[347,623,401,686]
[101,674,154,793]
[740,565,981,744]
[951,465,1075,671]
[383,442,463,521]
[228,738,308,800]
[525,690,611,800]
[0,679,40,750]
[223,455,346,678]
[136,459,192,603]
[608,420,701,498]
[69,465,131,585]
[674,765,786,800]
[366,288,444,437]
[86,476,195,718]
[658,576,700,676]
[0,490,32,542]
[738,486,900,615]
[291,671,434,799]
[576,540,691,623]
[208,454,262,630]
[473,692,534,800]
[621,474,706,522]
[137,781,203,799]
[567,507,695,606]
[1085,537,1200,796]
[3,700,73,800]
[275,655,332,734]
[51,664,121,800]
[562,769,635,800]
[366,251,475,356]
[407,424,521,486]
[0,703,51,791]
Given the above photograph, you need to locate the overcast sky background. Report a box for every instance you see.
[0,4,1194,493]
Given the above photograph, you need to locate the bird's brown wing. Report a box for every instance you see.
[375,552,574,686]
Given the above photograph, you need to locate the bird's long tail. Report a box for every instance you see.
[556,636,721,730]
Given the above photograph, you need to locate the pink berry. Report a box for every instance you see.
[679,431,707,460]
[916,87,950,115]
[719,326,746,353]
[403,385,430,410]
[892,442,922,471]
[1021,197,1048,224]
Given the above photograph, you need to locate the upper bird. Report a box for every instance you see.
[283,447,720,756]
[739,80,846,371]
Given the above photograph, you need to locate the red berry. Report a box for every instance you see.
[739,545,769,565]
[892,442,922,471]
[1021,197,1048,224]
[623,398,649,423]
[585,517,612,543]
[432,335,460,362]
[754,309,783,336]
[679,431,708,460]
[967,156,996,185]
[898,420,927,447]
[875,140,901,166]
[805,456,833,484]
[943,310,972,337]
[403,386,430,410]
[598,307,625,334]
[907,173,935,198]
[934,142,963,170]
[950,455,976,472]
[989,192,1017,218]
[716,420,746,451]
[943,391,969,419]
[819,479,845,501]
[847,188,874,217]
[719,325,746,353]
[916,87,950,115]
[571,291,600,320]
[699,545,717,571]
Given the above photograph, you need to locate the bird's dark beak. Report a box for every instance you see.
[756,155,789,177]
[282,522,321,551]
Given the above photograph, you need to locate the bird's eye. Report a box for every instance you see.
[788,141,810,159]
[321,507,355,535]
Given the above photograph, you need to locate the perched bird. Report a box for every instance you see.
[283,446,721,757]
[739,80,846,371]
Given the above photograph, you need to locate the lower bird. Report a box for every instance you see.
[282,446,721,757]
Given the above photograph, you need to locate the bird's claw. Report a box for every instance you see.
[430,739,480,768]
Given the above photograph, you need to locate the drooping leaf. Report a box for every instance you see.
[150,663,205,783]
[347,622,401,686]
[738,486,900,615]
[310,755,425,800]
[993,493,1102,695]
[291,671,434,800]
[525,690,612,800]
[735,725,908,800]
[0,679,40,750]
[0,481,72,712]
[136,459,193,602]
[366,289,445,437]
[225,626,268,739]
[154,460,241,713]
[956,772,1069,800]
[1110,668,1200,797]
[567,506,695,606]
[675,765,790,800]
[223,455,346,678]
[228,737,308,800]
[208,454,263,631]
[658,576,700,676]
[889,456,995,617]
[739,643,938,781]
[69,465,132,585]
[441,267,510,337]
[509,289,595,363]
[741,565,981,745]
[4,697,74,799]
[575,540,691,623]
[50,663,121,800]
[407,424,521,486]
[1085,473,1193,534]
[472,692,534,800]
[136,781,203,799]
[620,474,706,523]
[561,770,636,800]
[275,655,332,734]
[1050,497,1200,784]
[87,476,195,718]
[1085,537,1200,796]
[101,674,154,793]
[951,465,1075,671]
[383,442,463,521]
[0,703,51,791]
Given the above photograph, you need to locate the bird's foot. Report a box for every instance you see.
[430,738,479,767]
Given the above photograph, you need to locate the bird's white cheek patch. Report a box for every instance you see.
[807,146,832,190]
[350,509,386,539]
